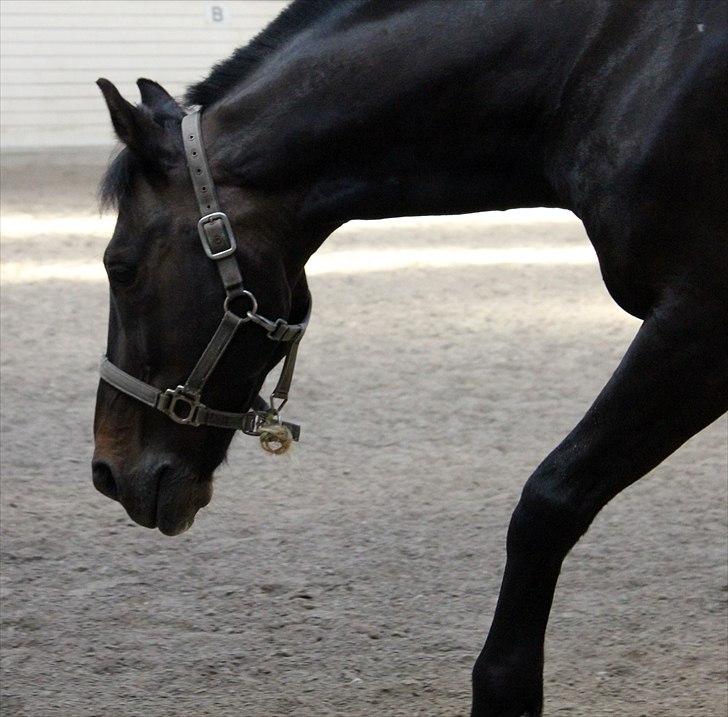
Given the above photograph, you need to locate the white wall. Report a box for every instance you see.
[0,0,288,149]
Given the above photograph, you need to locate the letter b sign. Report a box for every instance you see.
[206,4,228,25]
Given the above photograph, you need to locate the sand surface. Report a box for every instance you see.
[1,150,726,716]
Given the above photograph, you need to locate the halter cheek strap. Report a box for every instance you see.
[99,111,310,441]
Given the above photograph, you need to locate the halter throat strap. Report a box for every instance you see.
[99,111,309,440]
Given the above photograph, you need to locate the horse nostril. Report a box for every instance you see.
[92,460,119,501]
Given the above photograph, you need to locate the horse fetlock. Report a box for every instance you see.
[471,654,543,717]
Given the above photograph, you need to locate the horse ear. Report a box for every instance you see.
[136,78,184,121]
[96,78,161,152]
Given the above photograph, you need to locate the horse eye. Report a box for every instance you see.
[106,262,137,286]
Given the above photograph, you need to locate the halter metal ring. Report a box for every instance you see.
[224,289,258,321]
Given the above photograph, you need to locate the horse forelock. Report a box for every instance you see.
[100,147,138,211]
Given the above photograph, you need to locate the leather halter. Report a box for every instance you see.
[99,111,309,441]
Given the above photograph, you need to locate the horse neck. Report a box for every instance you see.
[204,1,603,225]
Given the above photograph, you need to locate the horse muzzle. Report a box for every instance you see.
[91,457,212,536]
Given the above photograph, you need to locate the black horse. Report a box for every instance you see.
[92,1,727,714]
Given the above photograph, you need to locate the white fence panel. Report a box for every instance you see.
[0,0,288,149]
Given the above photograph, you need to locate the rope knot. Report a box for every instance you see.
[259,422,294,455]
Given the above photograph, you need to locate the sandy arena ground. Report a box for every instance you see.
[1,150,726,717]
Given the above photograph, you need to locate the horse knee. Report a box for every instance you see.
[507,462,592,558]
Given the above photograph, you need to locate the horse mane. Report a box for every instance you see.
[185,0,346,108]
[102,0,353,209]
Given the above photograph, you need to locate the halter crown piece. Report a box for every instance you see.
[99,111,310,446]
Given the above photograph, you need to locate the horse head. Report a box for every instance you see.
[92,79,312,535]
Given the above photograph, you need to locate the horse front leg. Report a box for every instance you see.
[471,294,728,717]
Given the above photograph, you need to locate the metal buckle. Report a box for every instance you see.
[241,411,301,441]
[241,411,267,436]
[266,318,290,341]
[198,212,236,259]
[161,386,202,426]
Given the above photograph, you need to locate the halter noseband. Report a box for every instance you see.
[99,111,309,441]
